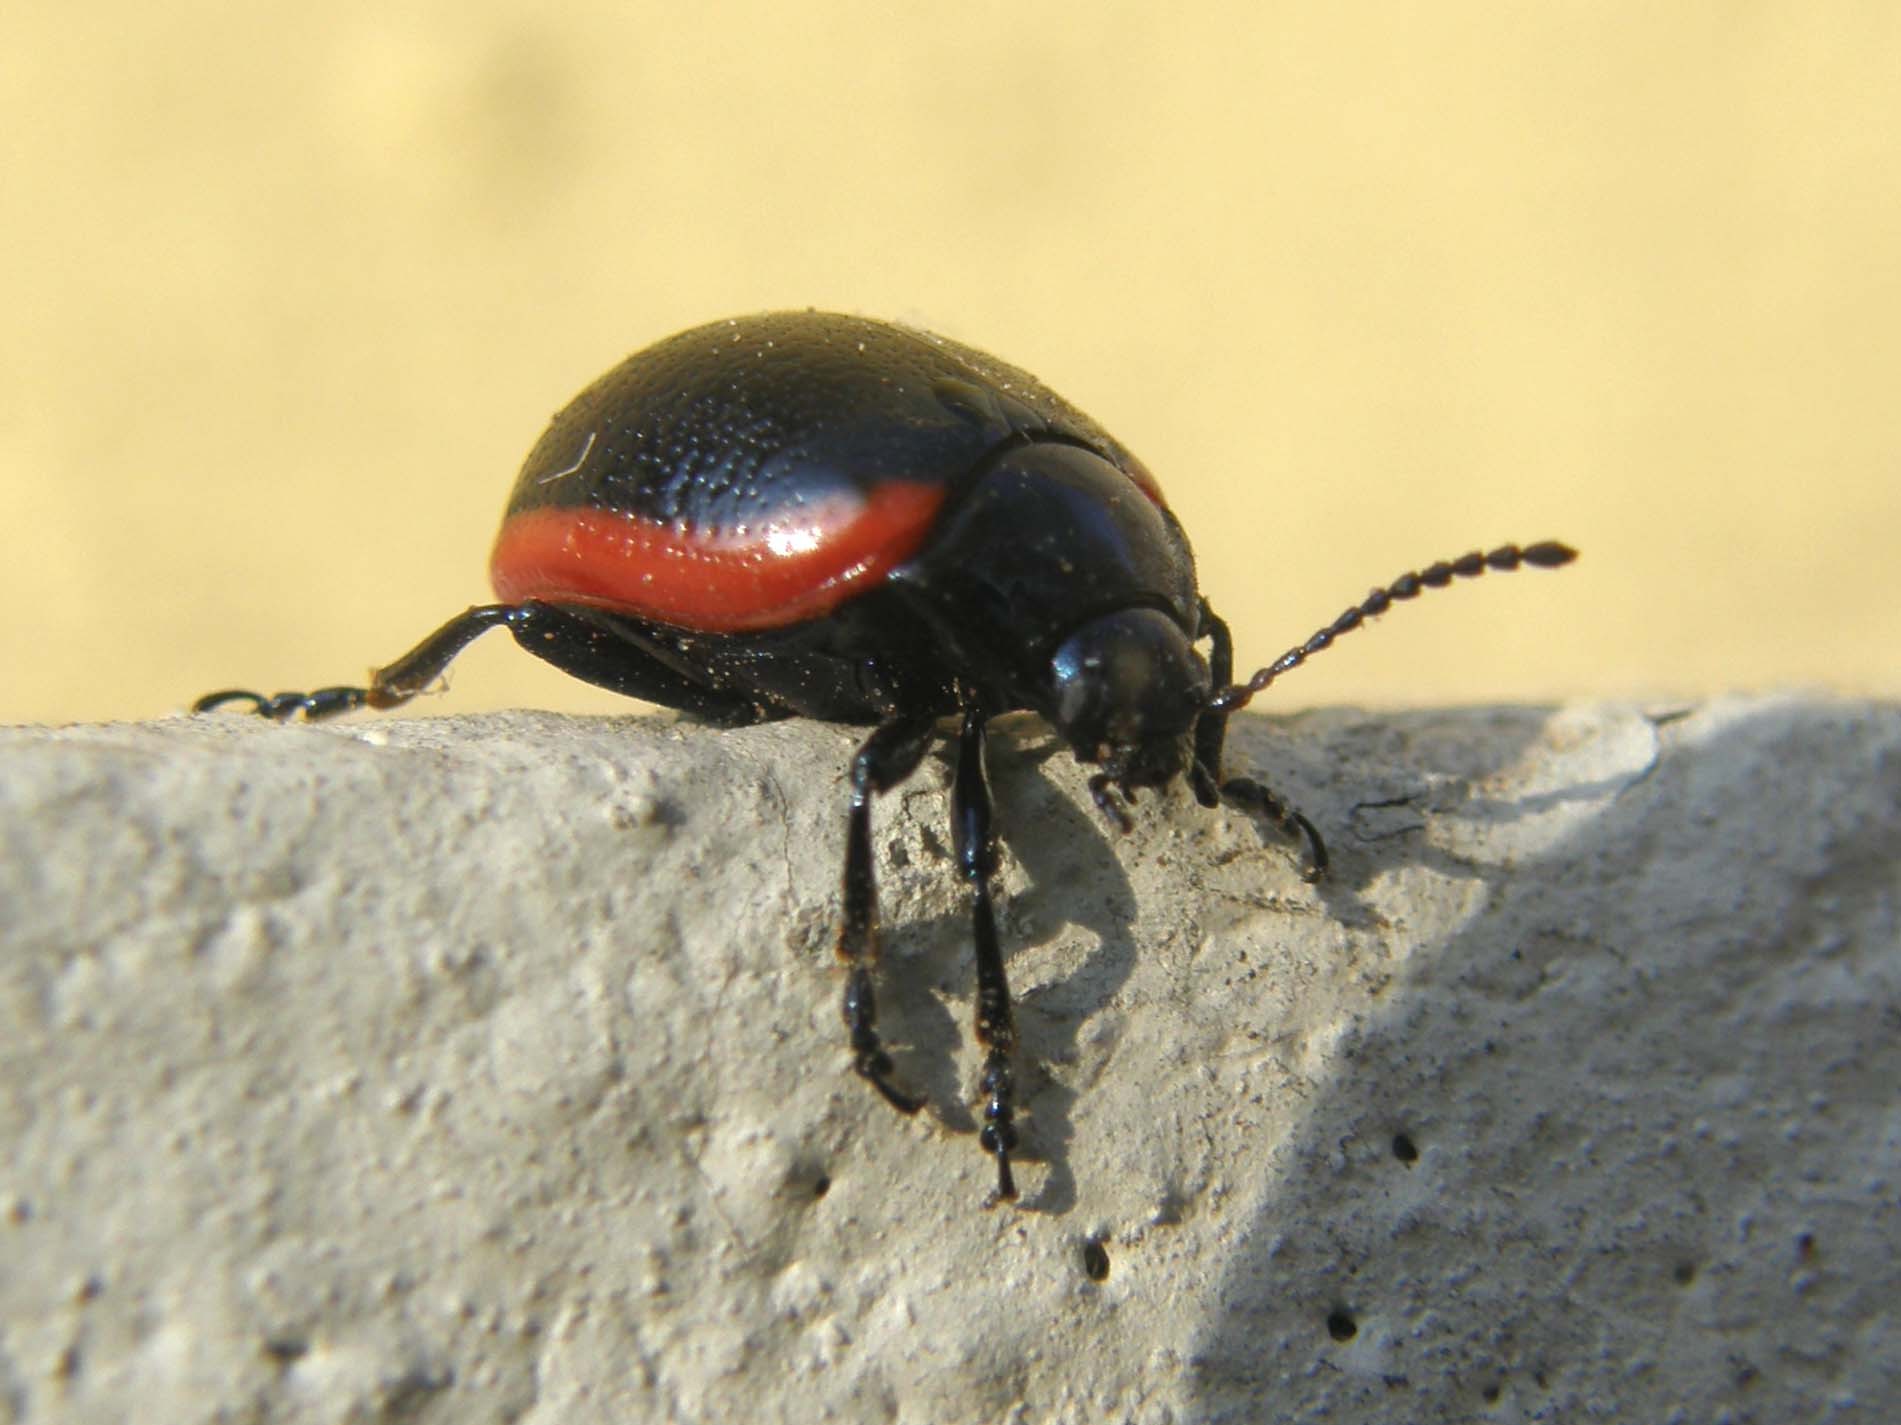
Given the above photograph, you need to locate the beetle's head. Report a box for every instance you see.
[1048,607,1209,813]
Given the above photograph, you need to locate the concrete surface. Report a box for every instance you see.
[0,699,1895,1423]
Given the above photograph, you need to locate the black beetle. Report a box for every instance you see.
[197,311,1575,1204]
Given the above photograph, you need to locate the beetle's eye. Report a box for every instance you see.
[1049,608,1208,756]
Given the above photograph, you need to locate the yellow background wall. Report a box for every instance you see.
[5,3,1897,724]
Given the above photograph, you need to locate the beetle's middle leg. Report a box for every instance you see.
[839,715,938,1117]
[951,705,1019,1205]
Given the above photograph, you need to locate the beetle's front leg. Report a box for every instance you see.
[1193,597,1327,880]
[1219,776,1327,881]
[952,706,1019,1204]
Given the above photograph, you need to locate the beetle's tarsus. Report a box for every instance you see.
[855,1052,924,1115]
[1295,810,1329,881]
[191,686,370,722]
[1086,773,1134,833]
[983,1143,1019,1206]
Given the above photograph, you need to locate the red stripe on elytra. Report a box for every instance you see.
[1121,458,1166,509]
[489,482,948,633]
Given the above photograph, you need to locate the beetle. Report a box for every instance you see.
[195,310,1575,1205]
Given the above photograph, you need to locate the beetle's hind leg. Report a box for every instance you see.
[1192,599,1327,881]
[193,600,771,724]
[838,716,938,1118]
[194,604,530,721]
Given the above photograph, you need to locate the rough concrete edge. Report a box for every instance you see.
[1,698,1897,1423]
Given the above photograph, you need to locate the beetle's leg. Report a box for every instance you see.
[194,604,530,720]
[1190,597,1236,808]
[1219,777,1327,882]
[951,706,1019,1205]
[839,715,938,1118]
[1195,597,1327,880]
[193,601,769,724]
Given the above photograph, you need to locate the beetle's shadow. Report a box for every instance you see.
[881,720,1141,1215]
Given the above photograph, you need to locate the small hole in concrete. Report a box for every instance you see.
[1672,1260,1697,1286]
[1480,1382,1501,1404]
[1081,1238,1110,1282]
[781,1161,831,1203]
[1326,1308,1357,1342]
[264,1336,310,1365]
[1391,1132,1418,1164]
[1796,1232,1816,1261]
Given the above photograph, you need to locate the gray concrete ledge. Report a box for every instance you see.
[1,699,1896,1423]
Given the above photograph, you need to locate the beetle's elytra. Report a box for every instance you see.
[196,311,1576,1205]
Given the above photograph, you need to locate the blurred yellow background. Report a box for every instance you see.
[4,2,1897,725]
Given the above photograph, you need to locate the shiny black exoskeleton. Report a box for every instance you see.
[196,311,1577,1205]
